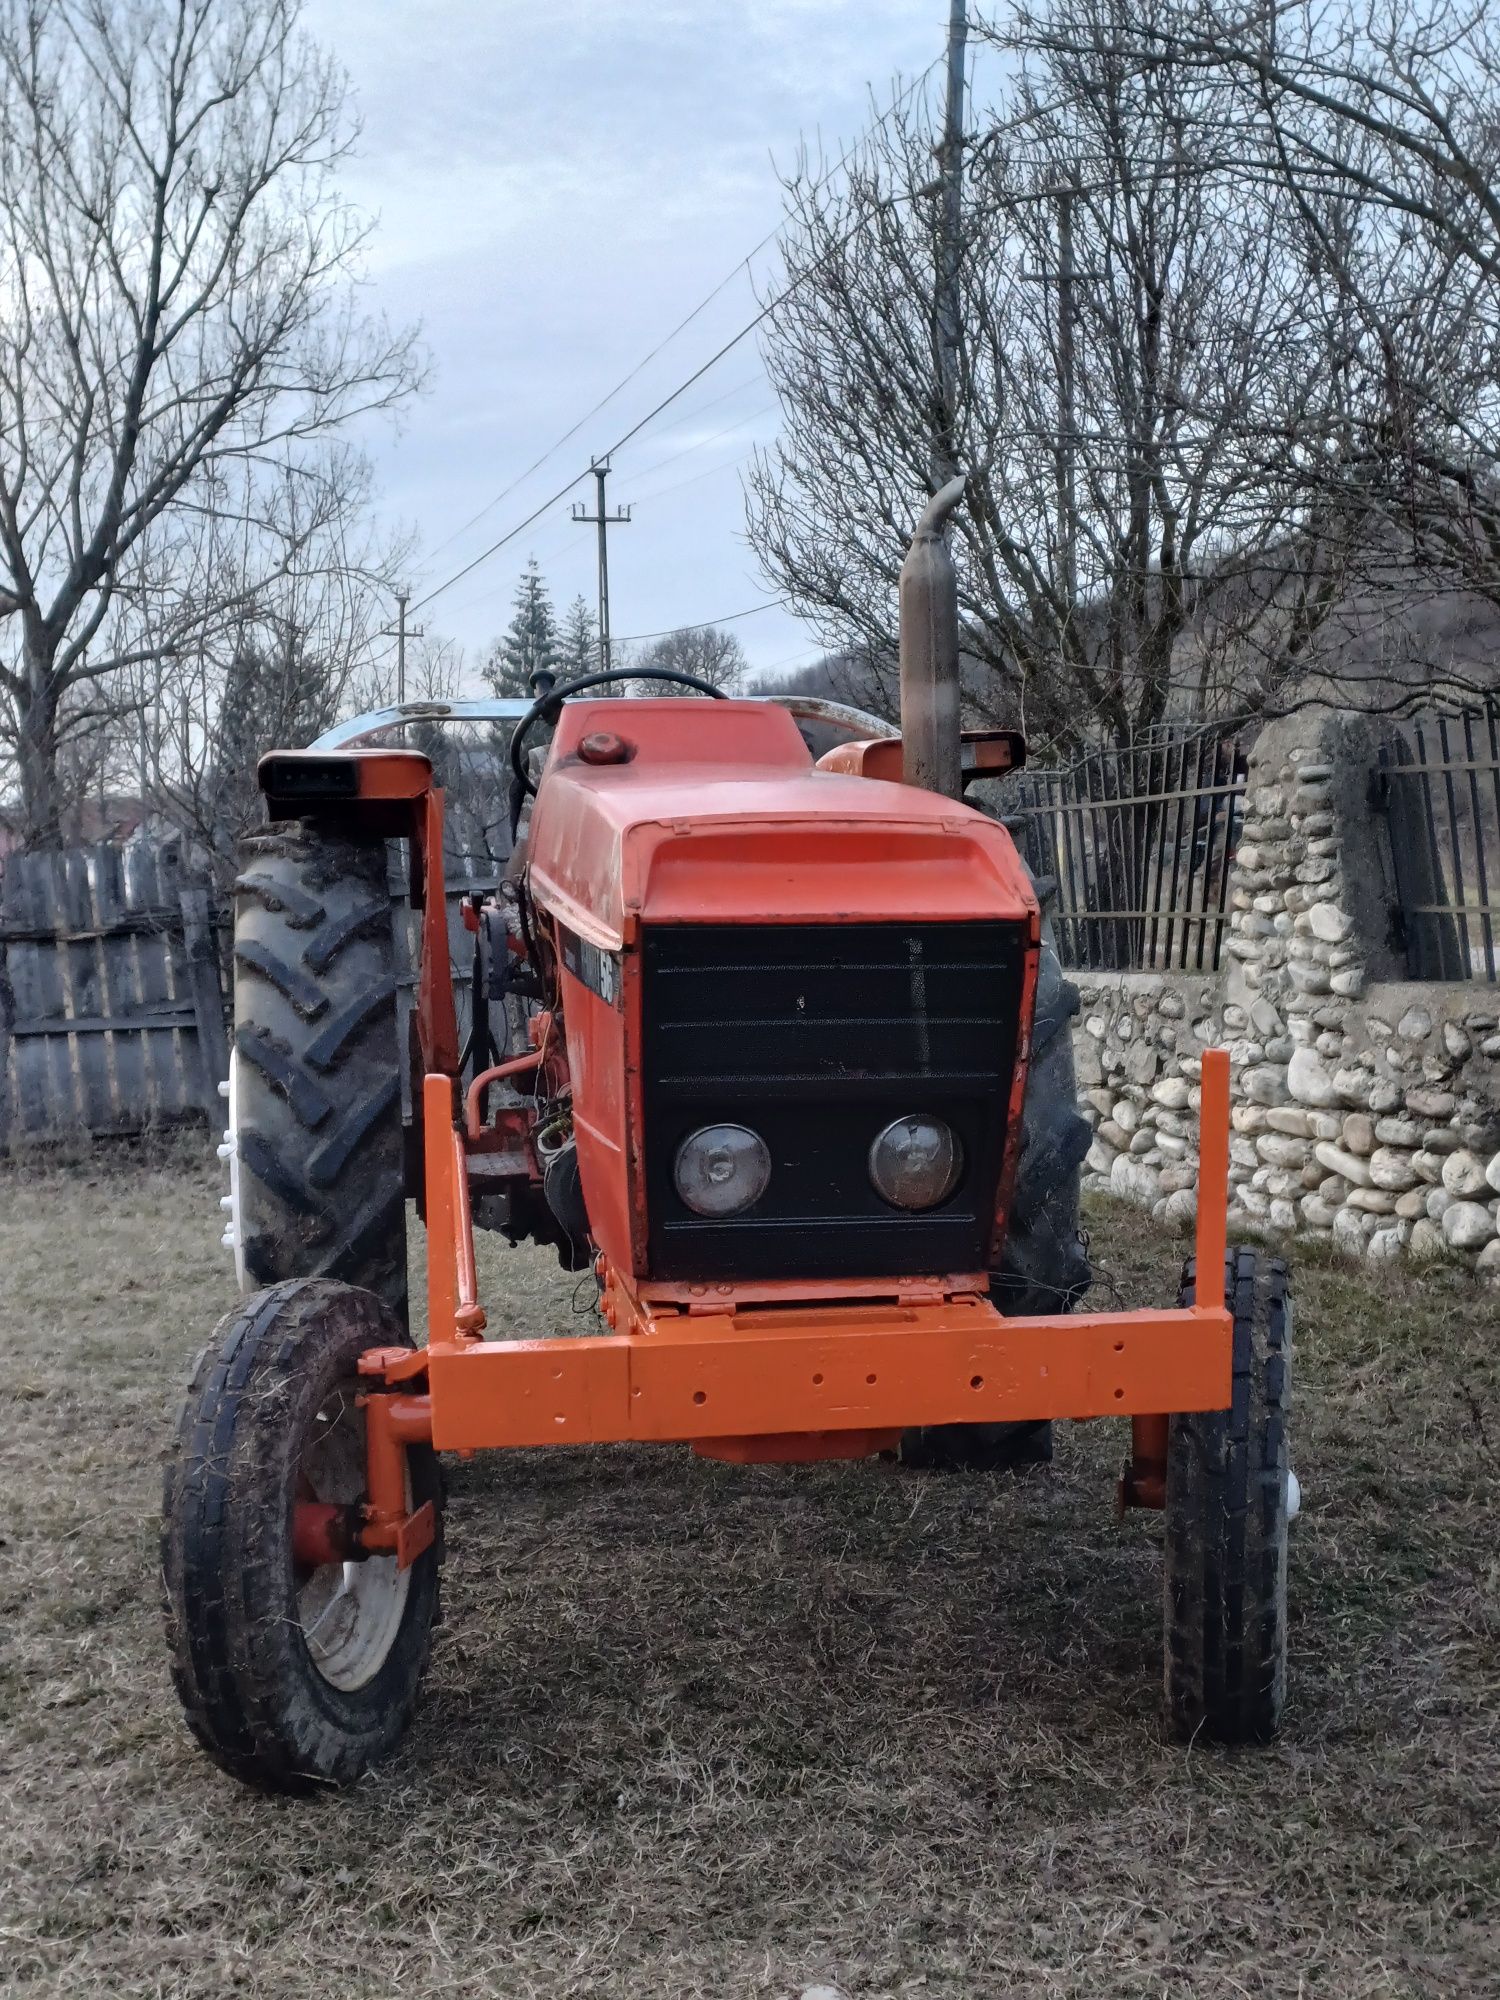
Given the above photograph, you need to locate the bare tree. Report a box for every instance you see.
[634,623,749,694]
[747,0,1373,753]
[0,0,420,847]
[131,447,408,888]
[1004,0,1500,626]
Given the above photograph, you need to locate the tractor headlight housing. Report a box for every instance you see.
[868,1114,963,1211]
[673,1123,772,1218]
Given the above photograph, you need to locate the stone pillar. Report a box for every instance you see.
[1218,710,1371,1239]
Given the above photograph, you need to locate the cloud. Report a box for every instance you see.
[300,0,939,666]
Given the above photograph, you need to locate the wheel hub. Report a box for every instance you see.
[216,1052,246,1290]
[294,1389,410,1693]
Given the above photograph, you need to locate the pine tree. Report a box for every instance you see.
[558,595,598,680]
[483,556,559,698]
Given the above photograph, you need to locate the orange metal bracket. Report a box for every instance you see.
[815,730,1026,783]
[358,1392,437,1570]
[1121,1046,1232,1510]
[415,790,461,1077]
[1195,1047,1230,1292]
[423,1072,486,1341]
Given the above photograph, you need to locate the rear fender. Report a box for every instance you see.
[257,747,460,1081]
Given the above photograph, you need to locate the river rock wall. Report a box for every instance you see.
[1069,711,1500,1274]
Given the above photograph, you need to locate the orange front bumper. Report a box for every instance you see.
[401,1049,1235,1458]
[419,1289,1231,1451]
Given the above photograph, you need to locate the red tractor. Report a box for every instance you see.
[163,483,1292,1791]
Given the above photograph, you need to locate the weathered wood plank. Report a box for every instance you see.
[38,855,80,1128]
[6,858,59,1135]
[179,885,228,1105]
[155,843,196,1119]
[12,1009,197,1035]
[62,847,115,1132]
[94,844,148,1130]
[1,834,500,1151]
[0,862,13,1150]
[0,908,181,942]
[123,843,183,1121]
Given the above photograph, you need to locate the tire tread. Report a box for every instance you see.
[233,825,406,1320]
[1164,1247,1290,1744]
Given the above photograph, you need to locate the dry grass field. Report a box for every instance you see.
[1,1141,1498,1998]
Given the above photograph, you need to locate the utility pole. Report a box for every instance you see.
[571,459,632,671]
[933,0,969,490]
[379,589,423,703]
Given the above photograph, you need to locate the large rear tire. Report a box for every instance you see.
[902,874,1092,1470]
[162,1280,441,1791]
[1164,1247,1291,1744]
[232,823,407,1321]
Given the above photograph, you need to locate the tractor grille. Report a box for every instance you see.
[641,921,1027,1281]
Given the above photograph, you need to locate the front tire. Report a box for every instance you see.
[162,1280,440,1791]
[1164,1247,1291,1744]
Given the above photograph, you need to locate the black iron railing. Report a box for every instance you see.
[1004,729,1249,973]
[1376,703,1500,983]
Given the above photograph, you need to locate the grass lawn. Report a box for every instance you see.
[1,1141,1497,1997]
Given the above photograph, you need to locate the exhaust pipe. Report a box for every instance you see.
[898,473,966,799]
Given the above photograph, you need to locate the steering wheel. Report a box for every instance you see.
[508,666,731,799]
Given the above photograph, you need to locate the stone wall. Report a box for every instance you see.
[1070,710,1500,1274]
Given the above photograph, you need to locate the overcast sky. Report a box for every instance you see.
[301,2,951,689]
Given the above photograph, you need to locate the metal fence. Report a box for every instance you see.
[1004,730,1249,973]
[1376,702,1500,983]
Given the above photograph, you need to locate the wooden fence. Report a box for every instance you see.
[0,837,501,1153]
[0,842,229,1151]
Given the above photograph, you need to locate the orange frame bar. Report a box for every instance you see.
[1195,1048,1230,1294]
[411,1049,1236,1454]
[421,1294,1232,1451]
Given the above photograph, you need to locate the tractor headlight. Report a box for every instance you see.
[673,1123,772,1218]
[868,1114,962,1211]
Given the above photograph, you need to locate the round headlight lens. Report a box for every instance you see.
[868,1114,962,1210]
[673,1123,771,1217]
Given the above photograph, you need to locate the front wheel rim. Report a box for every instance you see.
[294,1386,411,1693]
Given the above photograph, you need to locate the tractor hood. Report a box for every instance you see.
[524,698,1037,948]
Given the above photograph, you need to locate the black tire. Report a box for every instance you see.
[233,823,406,1321]
[1164,1247,1291,1745]
[902,872,1092,1470]
[992,880,1094,1319]
[162,1279,441,1792]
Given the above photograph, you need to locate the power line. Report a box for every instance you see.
[436,445,768,627]
[612,600,787,644]
[622,399,777,489]
[410,72,1116,621]
[407,469,590,614]
[629,448,759,510]
[417,58,945,570]
[408,295,815,616]
[412,189,916,616]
